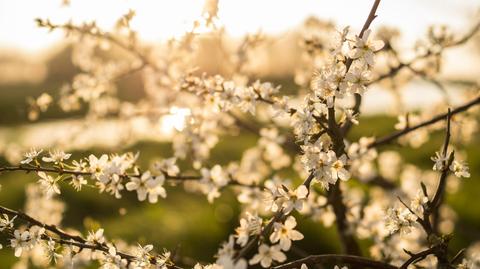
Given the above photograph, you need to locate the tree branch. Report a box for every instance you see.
[0,205,146,263]
[399,246,439,269]
[368,95,480,149]
[272,254,397,269]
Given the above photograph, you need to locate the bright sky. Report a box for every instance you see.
[1,0,479,52]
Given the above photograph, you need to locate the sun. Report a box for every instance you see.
[159,107,191,135]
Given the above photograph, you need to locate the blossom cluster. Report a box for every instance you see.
[17,148,177,203]
[1,0,479,268]
[0,212,172,268]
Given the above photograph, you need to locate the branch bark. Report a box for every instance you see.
[273,254,397,269]
[368,95,480,149]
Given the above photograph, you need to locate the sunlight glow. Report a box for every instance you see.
[1,0,479,52]
[159,107,191,135]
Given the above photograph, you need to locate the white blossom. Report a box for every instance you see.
[10,227,44,257]
[235,213,262,247]
[154,158,180,176]
[87,228,105,244]
[249,244,286,268]
[410,191,429,214]
[37,171,61,198]
[431,151,448,171]
[330,154,350,182]
[42,149,72,164]
[385,207,417,235]
[349,29,384,66]
[277,185,309,214]
[126,171,167,203]
[450,160,470,178]
[70,175,88,191]
[0,214,16,231]
[20,148,43,165]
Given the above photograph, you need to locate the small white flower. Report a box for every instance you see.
[431,151,448,171]
[37,171,61,198]
[145,174,167,203]
[385,207,417,235]
[42,149,71,164]
[216,236,247,269]
[253,80,279,100]
[200,165,229,203]
[104,174,125,199]
[457,258,472,269]
[249,244,286,268]
[70,175,88,191]
[44,238,62,263]
[410,190,429,214]
[0,213,16,231]
[20,148,43,165]
[154,158,180,176]
[103,244,128,268]
[10,227,43,257]
[270,216,304,251]
[349,29,384,66]
[87,228,105,244]
[449,160,470,178]
[36,93,52,111]
[238,87,257,115]
[132,244,154,266]
[278,185,309,214]
[126,172,150,201]
[394,115,408,130]
[330,154,350,182]
[10,229,31,257]
[235,213,262,247]
[344,109,359,125]
[126,171,166,203]
[217,255,247,269]
[88,154,108,177]
[271,96,290,118]
[345,67,371,94]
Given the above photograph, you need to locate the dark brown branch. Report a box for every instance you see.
[0,165,261,190]
[0,165,200,181]
[359,0,382,38]
[365,175,397,190]
[399,246,439,269]
[327,181,361,256]
[0,205,140,262]
[339,0,381,134]
[399,110,455,269]
[425,109,454,235]
[324,0,383,257]
[368,95,480,149]
[272,254,397,269]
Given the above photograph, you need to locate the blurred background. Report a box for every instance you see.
[0,0,480,268]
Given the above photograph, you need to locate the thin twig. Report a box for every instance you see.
[273,254,397,269]
[0,205,141,263]
[399,246,439,269]
[0,165,262,190]
[368,95,480,149]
